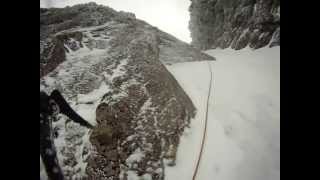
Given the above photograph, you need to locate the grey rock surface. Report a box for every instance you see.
[189,0,280,50]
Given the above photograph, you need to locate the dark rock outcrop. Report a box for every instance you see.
[40,2,214,180]
[189,0,280,50]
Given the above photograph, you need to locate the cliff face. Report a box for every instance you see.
[189,0,280,50]
[40,3,214,180]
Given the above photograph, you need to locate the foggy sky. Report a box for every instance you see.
[40,0,192,43]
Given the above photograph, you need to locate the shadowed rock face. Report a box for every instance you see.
[189,0,280,50]
[40,3,214,180]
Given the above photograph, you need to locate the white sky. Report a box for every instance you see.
[40,0,192,43]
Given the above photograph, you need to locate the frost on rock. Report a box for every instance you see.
[125,148,145,167]
[86,23,197,179]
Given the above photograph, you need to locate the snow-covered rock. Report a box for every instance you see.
[40,2,214,180]
[189,0,280,50]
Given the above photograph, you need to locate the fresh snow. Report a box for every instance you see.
[76,81,111,126]
[125,170,152,180]
[165,61,212,180]
[165,46,280,180]
[126,148,145,166]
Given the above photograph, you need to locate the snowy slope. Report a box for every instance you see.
[165,47,280,180]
